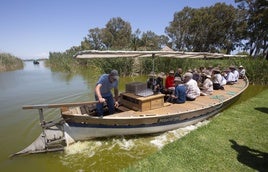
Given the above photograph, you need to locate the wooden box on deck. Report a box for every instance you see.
[120,92,164,111]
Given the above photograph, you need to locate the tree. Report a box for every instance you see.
[102,17,132,49]
[165,7,194,51]
[130,29,141,51]
[236,0,268,57]
[140,31,162,50]
[165,3,243,53]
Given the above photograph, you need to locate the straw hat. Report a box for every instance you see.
[148,72,157,77]
[239,65,244,68]
[213,68,221,73]
[229,65,236,69]
[157,72,166,78]
[169,70,174,74]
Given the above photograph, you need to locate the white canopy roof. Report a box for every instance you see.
[74,50,244,59]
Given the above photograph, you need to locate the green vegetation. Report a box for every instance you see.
[122,89,268,172]
[46,53,268,85]
[0,53,23,72]
[46,1,268,84]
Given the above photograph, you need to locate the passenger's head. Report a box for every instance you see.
[177,68,183,74]
[174,77,182,85]
[169,70,174,76]
[183,72,193,83]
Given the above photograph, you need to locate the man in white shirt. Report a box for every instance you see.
[230,65,239,82]
[238,65,246,79]
[226,69,236,85]
[183,72,200,101]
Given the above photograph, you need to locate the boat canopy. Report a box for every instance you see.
[73,50,245,59]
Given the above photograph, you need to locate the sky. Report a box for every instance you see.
[0,0,237,59]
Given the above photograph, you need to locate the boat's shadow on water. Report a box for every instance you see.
[255,107,268,114]
[229,139,268,172]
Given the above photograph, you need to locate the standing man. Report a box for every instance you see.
[95,69,119,117]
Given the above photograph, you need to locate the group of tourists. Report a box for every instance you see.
[147,65,246,104]
[94,65,246,117]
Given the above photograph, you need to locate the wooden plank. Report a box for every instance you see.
[22,101,98,110]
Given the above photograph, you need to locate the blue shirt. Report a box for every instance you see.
[96,74,118,97]
[174,84,186,103]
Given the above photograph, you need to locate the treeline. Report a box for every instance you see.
[47,1,268,84]
[0,53,24,72]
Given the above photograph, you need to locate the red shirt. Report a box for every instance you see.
[165,76,175,88]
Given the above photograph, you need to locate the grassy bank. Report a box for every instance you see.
[0,53,23,72]
[123,89,268,172]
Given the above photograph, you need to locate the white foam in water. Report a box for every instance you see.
[150,120,210,149]
[64,141,102,156]
[114,138,135,151]
[150,134,168,149]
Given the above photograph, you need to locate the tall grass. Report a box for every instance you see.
[47,53,268,85]
[0,53,23,72]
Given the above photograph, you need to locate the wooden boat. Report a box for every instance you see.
[11,50,248,156]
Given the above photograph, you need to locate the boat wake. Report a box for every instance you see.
[60,120,210,171]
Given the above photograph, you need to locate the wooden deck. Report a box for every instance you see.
[107,78,247,118]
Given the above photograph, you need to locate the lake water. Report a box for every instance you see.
[0,61,266,172]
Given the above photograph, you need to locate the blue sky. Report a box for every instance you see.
[0,0,236,59]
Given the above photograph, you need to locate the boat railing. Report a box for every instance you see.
[23,101,98,125]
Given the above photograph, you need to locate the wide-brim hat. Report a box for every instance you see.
[229,65,236,69]
[213,68,221,73]
[239,65,244,68]
[148,72,157,77]
[157,72,166,78]
[169,70,174,74]
[224,68,231,72]
[202,73,211,78]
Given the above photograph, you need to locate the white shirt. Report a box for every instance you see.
[202,78,213,94]
[239,69,246,77]
[221,76,227,86]
[233,70,239,81]
[213,73,222,84]
[226,72,235,82]
[185,79,200,99]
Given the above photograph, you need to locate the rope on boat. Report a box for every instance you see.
[210,95,225,102]
[227,91,237,96]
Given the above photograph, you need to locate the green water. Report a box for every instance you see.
[0,62,267,172]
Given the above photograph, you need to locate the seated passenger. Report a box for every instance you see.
[165,70,175,90]
[225,69,236,85]
[212,68,224,90]
[174,68,183,79]
[155,72,165,94]
[238,65,246,79]
[200,74,213,96]
[168,77,186,104]
[184,72,200,101]
[230,65,239,82]
[163,70,175,97]
[147,72,156,89]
